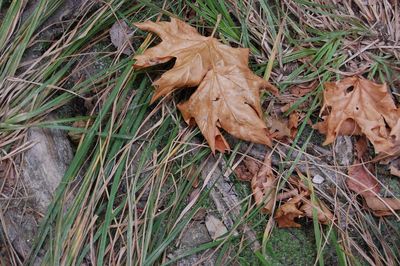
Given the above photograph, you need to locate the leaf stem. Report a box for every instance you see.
[211,14,222,38]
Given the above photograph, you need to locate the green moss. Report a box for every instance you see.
[266,227,316,265]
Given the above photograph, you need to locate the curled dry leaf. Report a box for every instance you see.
[288,112,299,138]
[314,76,399,155]
[347,162,380,197]
[364,196,400,216]
[274,192,306,228]
[275,178,334,228]
[133,18,278,153]
[289,80,318,97]
[234,158,259,181]
[300,198,333,225]
[251,155,276,214]
[347,137,400,216]
[267,117,291,140]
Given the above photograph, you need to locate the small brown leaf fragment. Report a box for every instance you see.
[251,154,276,214]
[267,117,291,140]
[354,136,369,160]
[288,112,299,138]
[347,161,380,197]
[364,196,400,216]
[276,189,299,201]
[314,76,399,155]
[289,80,317,97]
[134,18,278,153]
[300,198,333,225]
[234,158,260,181]
[274,192,306,228]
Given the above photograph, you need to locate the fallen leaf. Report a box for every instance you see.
[347,137,400,217]
[314,76,399,155]
[276,189,298,201]
[354,136,369,160]
[364,196,400,216]
[134,18,278,153]
[274,192,306,228]
[300,198,333,225]
[288,112,299,138]
[267,116,291,140]
[289,80,318,97]
[251,154,276,214]
[347,162,380,197]
[110,20,133,55]
[314,118,362,137]
[205,214,228,240]
[234,158,260,181]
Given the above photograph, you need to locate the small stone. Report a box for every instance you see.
[312,174,325,184]
[205,214,228,240]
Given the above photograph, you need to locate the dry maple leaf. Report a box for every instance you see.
[133,18,278,153]
[251,154,276,214]
[314,76,399,154]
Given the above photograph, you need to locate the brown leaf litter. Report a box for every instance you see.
[235,154,334,228]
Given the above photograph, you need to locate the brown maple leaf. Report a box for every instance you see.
[314,76,399,155]
[133,18,278,153]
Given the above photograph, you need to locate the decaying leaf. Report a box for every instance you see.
[134,18,278,153]
[251,155,276,214]
[347,162,380,197]
[274,192,305,228]
[289,80,318,97]
[364,196,400,216]
[267,116,291,140]
[234,158,259,181]
[275,178,334,228]
[235,157,333,227]
[288,112,299,138]
[300,198,334,225]
[347,137,400,216]
[389,158,400,177]
[314,76,399,155]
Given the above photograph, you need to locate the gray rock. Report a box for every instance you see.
[170,221,215,266]
[3,122,73,259]
[21,126,73,212]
